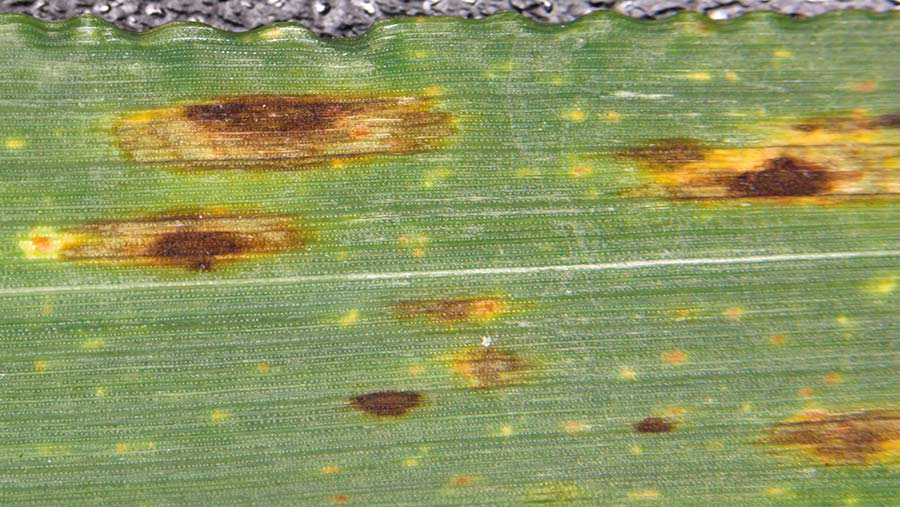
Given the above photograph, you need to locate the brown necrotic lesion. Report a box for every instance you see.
[21,211,305,271]
[392,297,507,323]
[114,94,454,170]
[762,410,900,465]
[620,111,900,201]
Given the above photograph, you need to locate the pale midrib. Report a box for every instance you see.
[1,249,898,296]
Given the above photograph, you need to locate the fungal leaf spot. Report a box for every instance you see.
[393,297,507,323]
[763,410,900,465]
[634,417,676,433]
[115,94,454,170]
[22,211,304,271]
[621,111,900,201]
[349,390,423,417]
[450,347,527,388]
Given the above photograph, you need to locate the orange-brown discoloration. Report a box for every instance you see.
[22,211,304,271]
[634,417,676,433]
[349,390,423,417]
[393,297,507,322]
[763,410,900,465]
[450,347,527,388]
[621,112,900,201]
[115,94,454,170]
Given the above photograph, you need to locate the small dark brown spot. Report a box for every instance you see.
[634,417,675,433]
[620,139,706,168]
[793,123,819,133]
[349,391,423,417]
[728,157,831,197]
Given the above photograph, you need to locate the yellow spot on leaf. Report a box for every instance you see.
[321,465,341,475]
[79,339,105,350]
[604,111,621,122]
[630,445,642,454]
[661,350,687,365]
[725,306,745,320]
[258,27,283,40]
[209,409,230,423]
[765,487,788,497]
[848,81,878,93]
[725,72,737,81]
[33,360,47,372]
[407,365,425,377]
[422,85,444,97]
[570,165,591,177]
[515,167,541,177]
[686,72,711,81]
[114,443,130,454]
[836,315,850,326]
[770,334,785,346]
[5,138,25,150]
[562,110,586,122]
[627,489,660,500]
[673,307,698,321]
[773,49,793,58]
[423,168,449,188]
[867,276,896,295]
[824,373,843,385]
[95,386,105,397]
[500,425,514,437]
[742,403,752,413]
[451,475,479,487]
[563,421,591,433]
[413,50,429,59]
[618,367,637,380]
[412,248,426,258]
[257,362,270,374]
[798,387,815,398]
[403,457,419,467]
[338,310,360,327]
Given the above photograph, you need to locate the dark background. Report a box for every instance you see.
[0,0,896,37]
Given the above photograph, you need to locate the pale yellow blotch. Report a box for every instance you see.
[604,111,621,122]
[114,441,156,455]
[79,339,105,350]
[563,421,591,433]
[258,27,283,40]
[407,365,425,377]
[403,457,419,467]
[741,403,752,413]
[685,72,711,81]
[5,137,25,150]
[773,49,793,58]
[550,76,564,85]
[515,167,541,177]
[19,227,74,260]
[500,425,514,437]
[562,110,586,122]
[95,386,106,397]
[569,165,591,178]
[845,498,860,506]
[321,465,341,475]
[673,307,698,321]
[627,489,660,500]
[665,406,687,417]
[848,81,878,93]
[37,444,71,457]
[725,71,738,81]
[706,440,724,450]
[423,168,449,188]
[338,310,360,327]
[412,248,426,258]
[413,50,429,59]
[866,276,896,295]
[660,350,687,365]
[330,159,346,169]
[724,306,745,320]
[824,373,843,385]
[33,360,47,372]
[209,409,230,423]
[257,362,270,374]
[630,445,642,455]
[836,315,850,326]
[114,443,129,454]
[618,367,637,380]
[422,85,445,97]
[41,303,54,316]
[335,251,350,261]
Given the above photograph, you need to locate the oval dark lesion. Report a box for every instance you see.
[634,417,676,433]
[728,157,832,198]
[349,391,423,417]
[149,230,250,272]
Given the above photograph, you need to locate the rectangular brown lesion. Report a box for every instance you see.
[762,410,900,465]
[114,94,455,170]
[21,211,305,271]
[620,111,900,201]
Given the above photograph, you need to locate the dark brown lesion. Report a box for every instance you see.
[618,138,706,169]
[392,297,506,322]
[727,157,832,198]
[116,93,455,170]
[349,391,423,417]
[633,417,676,433]
[52,211,305,271]
[450,347,528,388]
[762,410,900,465]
